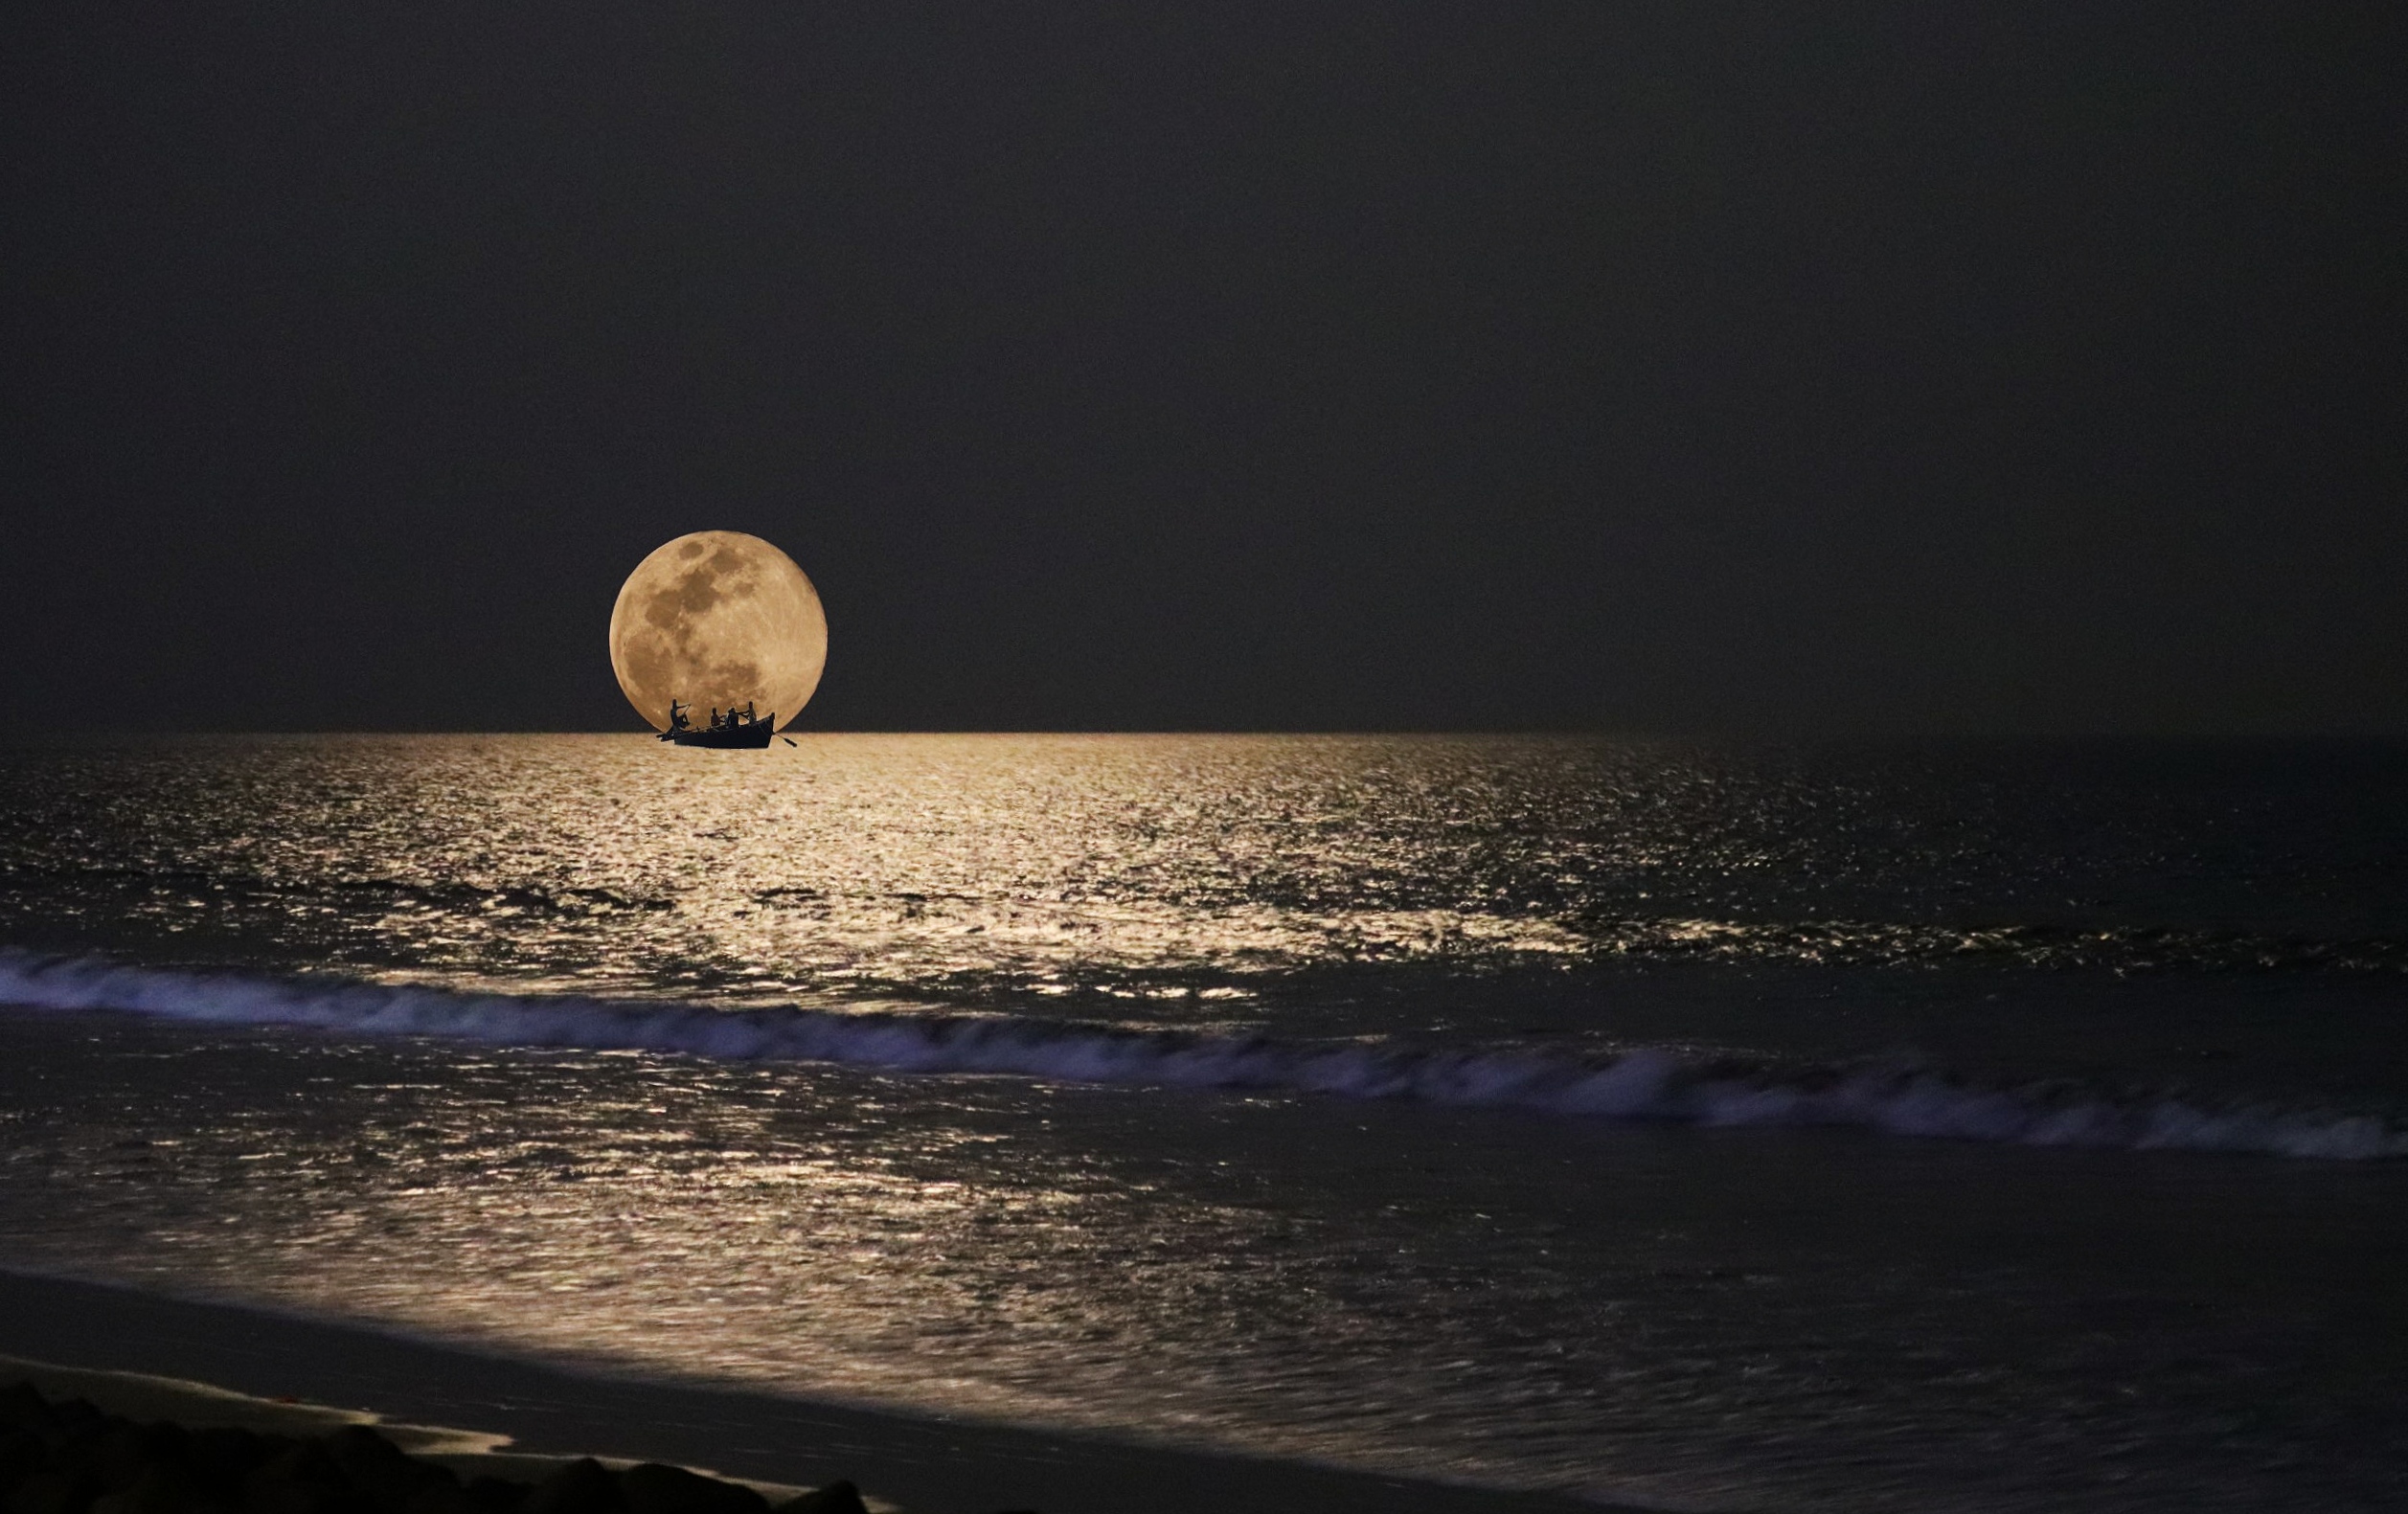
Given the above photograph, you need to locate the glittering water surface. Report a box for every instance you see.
[2,736,2406,1510]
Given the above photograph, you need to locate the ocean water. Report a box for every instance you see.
[1,734,2405,1510]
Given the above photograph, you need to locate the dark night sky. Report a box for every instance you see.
[4,4,2401,734]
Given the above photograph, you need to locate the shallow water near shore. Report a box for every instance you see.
[2,734,2405,1509]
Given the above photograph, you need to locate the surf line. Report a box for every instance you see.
[0,950,2399,1162]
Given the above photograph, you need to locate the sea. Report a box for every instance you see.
[1,734,2404,1511]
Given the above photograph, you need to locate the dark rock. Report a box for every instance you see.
[240,1443,352,1514]
[43,1407,101,1438]
[90,1467,211,1514]
[520,1460,623,1514]
[188,1431,280,1490]
[769,1484,864,1514]
[0,1389,48,1434]
[131,1427,192,1474]
[460,1478,527,1514]
[74,1423,184,1494]
[398,1480,479,1514]
[313,1433,397,1477]
[7,1468,97,1514]
[0,1428,52,1487]
[38,1430,102,1482]
[0,1390,875,1514]
[612,1465,761,1514]
[320,1428,451,1514]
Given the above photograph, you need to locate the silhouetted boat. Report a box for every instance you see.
[659,699,776,749]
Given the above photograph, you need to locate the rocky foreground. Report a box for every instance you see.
[0,1382,1008,1514]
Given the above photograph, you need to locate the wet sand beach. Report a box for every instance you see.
[0,1271,1618,1514]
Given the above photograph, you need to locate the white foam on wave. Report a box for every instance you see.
[3,950,2400,1161]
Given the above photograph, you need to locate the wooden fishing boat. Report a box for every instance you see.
[658,700,776,749]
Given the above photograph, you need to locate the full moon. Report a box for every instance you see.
[608,531,828,733]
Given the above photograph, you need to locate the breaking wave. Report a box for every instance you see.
[2,950,2400,1161]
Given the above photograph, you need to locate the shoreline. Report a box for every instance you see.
[0,1270,1628,1514]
